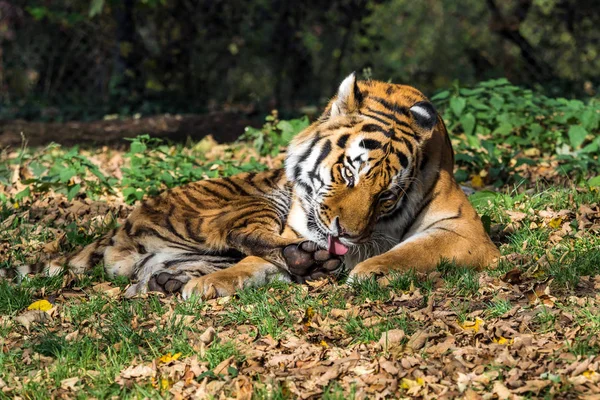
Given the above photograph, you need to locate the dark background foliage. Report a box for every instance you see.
[1,0,599,122]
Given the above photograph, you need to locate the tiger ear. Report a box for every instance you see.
[330,73,363,117]
[409,101,437,137]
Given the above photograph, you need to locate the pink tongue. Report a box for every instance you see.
[328,235,349,256]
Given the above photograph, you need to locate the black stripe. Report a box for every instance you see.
[397,152,409,169]
[432,227,466,239]
[314,139,332,168]
[372,97,409,116]
[419,154,429,171]
[423,206,463,231]
[397,176,440,235]
[185,220,205,244]
[366,107,411,129]
[397,127,417,139]
[164,206,189,242]
[362,112,389,125]
[227,179,252,197]
[337,134,350,148]
[353,79,364,105]
[132,226,199,251]
[296,180,313,197]
[400,137,414,154]
[136,254,154,269]
[208,179,238,195]
[124,220,133,234]
[360,139,382,150]
[202,185,227,199]
[362,123,386,134]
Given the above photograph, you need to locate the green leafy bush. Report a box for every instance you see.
[432,79,600,185]
[119,135,268,203]
[239,111,309,157]
[11,145,115,202]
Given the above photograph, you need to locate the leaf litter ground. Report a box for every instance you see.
[1,138,600,399]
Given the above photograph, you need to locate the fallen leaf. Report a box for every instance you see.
[493,381,512,399]
[301,306,315,327]
[493,336,513,345]
[460,317,484,333]
[213,356,234,376]
[27,299,53,312]
[378,329,405,349]
[60,377,79,391]
[406,329,429,351]
[200,327,216,344]
[15,310,50,331]
[159,352,182,364]
[400,377,424,390]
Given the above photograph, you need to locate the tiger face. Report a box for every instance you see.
[285,73,441,255]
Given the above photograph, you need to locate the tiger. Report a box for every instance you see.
[23,73,500,299]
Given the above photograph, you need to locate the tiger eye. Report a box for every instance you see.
[344,166,354,178]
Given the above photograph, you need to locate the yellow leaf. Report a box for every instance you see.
[460,317,483,333]
[548,217,562,229]
[13,202,19,209]
[583,370,597,379]
[302,307,315,327]
[27,300,53,312]
[524,148,541,157]
[400,377,424,390]
[492,336,513,345]
[471,175,484,189]
[160,378,170,390]
[320,340,329,349]
[158,352,182,364]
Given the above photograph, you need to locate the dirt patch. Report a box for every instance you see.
[0,112,258,148]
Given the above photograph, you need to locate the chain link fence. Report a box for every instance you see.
[2,0,599,122]
[1,3,120,120]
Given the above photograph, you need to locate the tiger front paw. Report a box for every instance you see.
[348,260,390,282]
[283,241,343,282]
[180,273,245,300]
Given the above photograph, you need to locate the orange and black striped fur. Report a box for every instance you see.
[35,73,499,298]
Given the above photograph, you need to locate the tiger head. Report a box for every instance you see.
[285,73,452,255]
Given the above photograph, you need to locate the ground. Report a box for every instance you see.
[0,124,599,399]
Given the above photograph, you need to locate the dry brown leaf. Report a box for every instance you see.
[512,379,551,394]
[493,381,513,399]
[60,377,79,391]
[14,310,51,331]
[378,329,405,349]
[213,356,234,376]
[406,330,429,351]
[200,326,217,344]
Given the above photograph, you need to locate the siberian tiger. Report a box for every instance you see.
[33,73,500,298]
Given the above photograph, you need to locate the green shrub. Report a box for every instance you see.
[432,79,600,185]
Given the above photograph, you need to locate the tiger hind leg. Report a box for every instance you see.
[66,227,141,278]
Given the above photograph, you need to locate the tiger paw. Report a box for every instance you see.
[180,274,242,300]
[283,241,342,280]
[347,260,390,283]
[148,271,191,294]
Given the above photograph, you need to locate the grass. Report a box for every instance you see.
[485,298,512,318]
